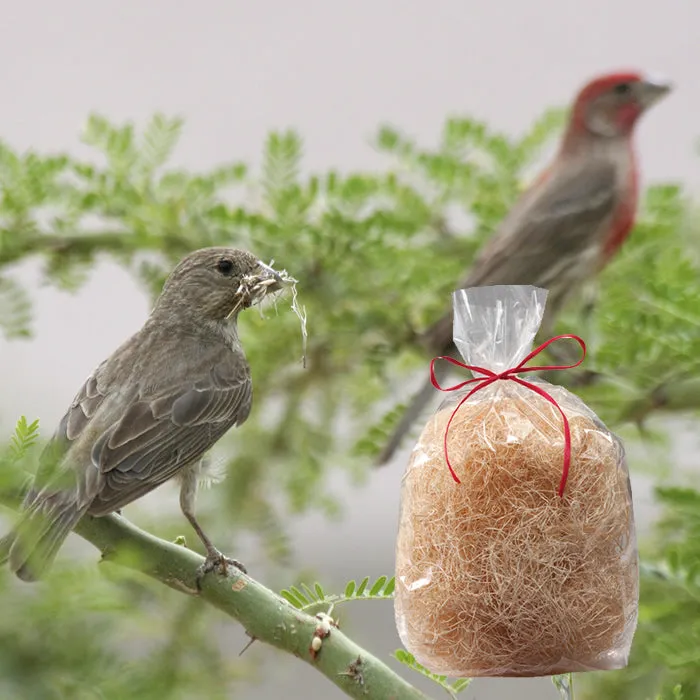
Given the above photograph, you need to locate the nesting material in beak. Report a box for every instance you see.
[227,260,308,367]
[227,262,290,317]
[257,260,287,292]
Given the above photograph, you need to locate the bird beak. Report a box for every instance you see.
[226,260,293,319]
[638,74,673,109]
[256,260,288,293]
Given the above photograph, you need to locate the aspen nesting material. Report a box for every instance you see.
[395,387,638,677]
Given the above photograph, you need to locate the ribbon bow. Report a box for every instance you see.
[429,334,586,497]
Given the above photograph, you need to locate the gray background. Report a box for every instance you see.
[1,1,698,698]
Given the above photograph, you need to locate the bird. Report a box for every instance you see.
[377,70,672,465]
[0,247,286,582]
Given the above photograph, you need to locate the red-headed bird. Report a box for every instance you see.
[377,71,672,465]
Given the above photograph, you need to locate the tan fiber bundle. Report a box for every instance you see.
[394,286,638,678]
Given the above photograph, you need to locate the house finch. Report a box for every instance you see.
[1,247,287,582]
[377,70,672,465]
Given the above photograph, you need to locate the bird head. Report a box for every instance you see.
[154,247,290,322]
[568,71,672,139]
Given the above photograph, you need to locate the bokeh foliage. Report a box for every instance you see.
[1,110,699,699]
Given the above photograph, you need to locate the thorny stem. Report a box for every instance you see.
[0,486,432,700]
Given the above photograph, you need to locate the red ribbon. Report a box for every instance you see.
[429,334,586,497]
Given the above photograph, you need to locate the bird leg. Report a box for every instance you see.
[178,463,247,590]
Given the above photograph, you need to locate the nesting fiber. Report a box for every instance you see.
[395,385,638,677]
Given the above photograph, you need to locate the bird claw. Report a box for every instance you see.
[195,549,247,591]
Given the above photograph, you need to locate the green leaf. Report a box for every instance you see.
[369,575,387,596]
[261,129,304,219]
[9,415,40,462]
[289,586,310,605]
[279,589,303,609]
[279,575,395,613]
[0,276,33,338]
[376,126,398,149]
[301,583,317,603]
[355,576,370,597]
[139,113,184,172]
[451,679,471,692]
[393,649,471,695]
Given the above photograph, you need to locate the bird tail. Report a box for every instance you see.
[6,491,86,582]
[375,361,450,466]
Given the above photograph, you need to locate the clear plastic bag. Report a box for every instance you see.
[394,286,638,677]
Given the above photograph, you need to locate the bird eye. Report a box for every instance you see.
[613,82,631,96]
[217,258,234,275]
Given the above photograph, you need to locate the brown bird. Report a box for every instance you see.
[1,247,286,582]
[377,70,672,465]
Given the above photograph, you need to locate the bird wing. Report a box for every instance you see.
[86,354,252,515]
[467,159,618,285]
[27,362,112,501]
[425,157,620,354]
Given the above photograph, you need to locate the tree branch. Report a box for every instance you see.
[617,376,700,427]
[0,487,431,700]
[0,229,192,267]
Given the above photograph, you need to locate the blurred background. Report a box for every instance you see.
[1,1,699,699]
